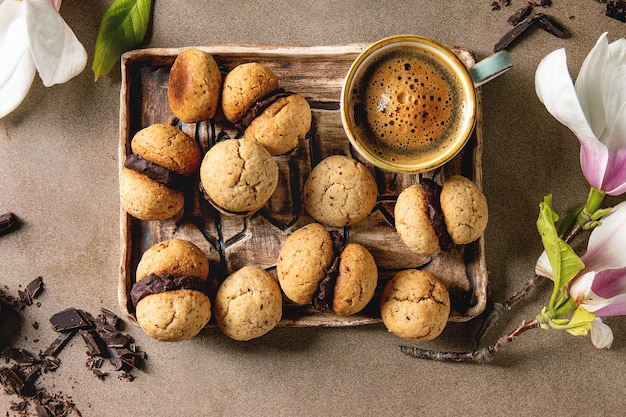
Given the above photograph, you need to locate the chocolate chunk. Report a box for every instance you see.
[79,329,108,357]
[0,366,25,395]
[124,153,187,190]
[0,347,36,364]
[18,276,44,307]
[535,13,569,38]
[606,1,626,22]
[0,212,18,236]
[494,14,539,52]
[421,178,454,251]
[236,89,293,130]
[39,331,74,358]
[130,273,207,307]
[507,4,534,25]
[49,308,93,333]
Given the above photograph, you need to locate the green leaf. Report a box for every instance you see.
[92,0,152,80]
[537,196,585,310]
[564,307,595,337]
[557,202,584,237]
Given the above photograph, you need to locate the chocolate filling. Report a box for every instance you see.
[124,154,187,191]
[130,273,207,307]
[420,177,454,251]
[236,88,293,130]
[312,231,345,312]
[198,182,252,216]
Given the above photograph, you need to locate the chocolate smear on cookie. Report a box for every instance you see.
[420,178,454,251]
[312,231,345,312]
[130,273,208,307]
[236,88,293,131]
[124,154,187,191]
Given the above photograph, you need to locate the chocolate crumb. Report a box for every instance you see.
[0,212,18,237]
[507,4,534,25]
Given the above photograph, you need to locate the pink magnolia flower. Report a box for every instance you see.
[0,0,86,118]
[535,33,626,196]
[536,200,626,348]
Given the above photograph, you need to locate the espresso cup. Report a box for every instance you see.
[340,35,512,173]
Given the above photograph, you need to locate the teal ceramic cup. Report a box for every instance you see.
[341,35,512,174]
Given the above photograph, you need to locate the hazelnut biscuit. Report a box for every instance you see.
[132,239,211,342]
[440,175,488,245]
[303,155,378,227]
[243,92,312,155]
[214,265,282,341]
[276,223,334,305]
[332,243,378,316]
[199,138,279,216]
[221,63,279,123]
[380,269,450,341]
[168,49,222,123]
[394,184,440,256]
[120,124,202,220]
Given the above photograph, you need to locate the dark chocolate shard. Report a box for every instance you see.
[507,4,533,25]
[79,329,108,357]
[49,308,93,332]
[18,276,44,307]
[124,153,187,191]
[494,14,539,52]
[606,1,626,22]
[1,347,37,364]
[39,331,74,358]
[0,212,18,237]
[535,13,570,38]
[0,366,24,395]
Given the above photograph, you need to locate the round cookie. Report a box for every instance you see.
[303,155,378,227]
[131,124,202,176]
[333,243,378,316]
[394,184,440,256]
[440,175,488,245]
[221,63,279,123]
[243,93,312,155]
[168,49,222,123]
[276,223,334,305]
[214,265,282,341]
[120,124,202,221]
[199,138,279,216]
[133,239,211,342]
[119,168,184,221]
[380,269,450,341]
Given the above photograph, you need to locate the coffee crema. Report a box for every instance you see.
[349,47,466,164]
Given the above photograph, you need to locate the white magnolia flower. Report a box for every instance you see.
[535,32,626,196]
[0,0,87,118]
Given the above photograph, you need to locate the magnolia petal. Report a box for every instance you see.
[582,201,626,271]
[575,32,608,139]
[49,0,62,11]
[535,251,554,280]
[590,318,613,349]
[600,101,626,195]
[25,0,87,87]
[0,52,37,119]
[569,270,595,300]
[602,37,626,133]
[535,48,607,189]
[590,267,626,299]
[594,294,626,317]
[0,13,29,88]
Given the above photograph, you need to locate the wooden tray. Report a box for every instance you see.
[118,44,487,327]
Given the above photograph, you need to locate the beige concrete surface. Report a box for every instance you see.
[1,1,626,416]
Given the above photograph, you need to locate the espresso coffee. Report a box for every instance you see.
[348,47,468,165]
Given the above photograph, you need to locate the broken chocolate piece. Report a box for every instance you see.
[79,329,108,357]
[507,4,534,25]
[0,212,18,236]
[49,308,92,333]
[535,13,569,38]
[0,366,25,395]
[17,276,44,307]
[130,273,207,307]
[124,154,187,190]
[494,14,539,52]
[39,331,74,358]
[606,1,626,22]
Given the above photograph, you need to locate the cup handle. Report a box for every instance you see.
[469,50,513,87]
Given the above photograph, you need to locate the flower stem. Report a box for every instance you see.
[475,187,604,345]
[402,319,540,363]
